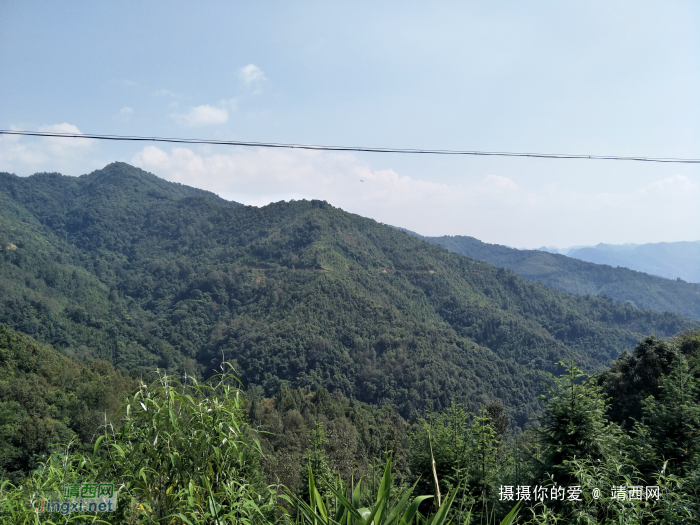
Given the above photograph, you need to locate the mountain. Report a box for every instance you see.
[1,163,696,425]
[566,241,700,283]
[524,241,700,282]
[411,234,700,320]
[535,245,590,255]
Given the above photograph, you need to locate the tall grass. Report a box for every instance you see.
[283,453,520,525]
[1,368,277,524]
[0,368,521,524]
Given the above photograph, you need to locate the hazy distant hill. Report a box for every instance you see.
[1,163,696,422]
[566,242,700,283]
[410,233,700,320]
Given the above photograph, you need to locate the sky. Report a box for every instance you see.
[1,1,699,248]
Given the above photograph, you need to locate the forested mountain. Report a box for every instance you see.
[0,324,133,481]
[2,163,700,523]
[414,233,700,320]
[0,163,696,425]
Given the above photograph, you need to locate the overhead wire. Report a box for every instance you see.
[1,129,699,164]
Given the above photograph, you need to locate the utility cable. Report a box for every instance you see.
[1,129,699,164]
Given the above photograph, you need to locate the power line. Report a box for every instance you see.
[2,129,699,164]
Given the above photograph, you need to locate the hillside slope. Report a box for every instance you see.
[417,234,700,320]
[0,324,133,481]
[0,163,696,423]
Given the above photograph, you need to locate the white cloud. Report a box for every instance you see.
[153,88,181,98]
[170,105,229,127]
[130,145,700,247]
[0,129,46,167]
[237,64,267,86]
[0,123,98,175]
[37,123,92,154]
[219,98,238,111]
[121,79,137,87]
[38,122,84,135]
[116,107,134,121]
[126,147,496,212]
[641,174,698,196]
[485,174,518,191]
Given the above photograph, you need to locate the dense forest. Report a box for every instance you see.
[0,163,695,420]
[0,325,134,482]
[413,233,700,320]
[1,324,699,523]
[1,163,698,522]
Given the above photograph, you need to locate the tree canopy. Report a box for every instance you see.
[1,163,695,425]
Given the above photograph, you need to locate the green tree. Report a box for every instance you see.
[537,360,621,487]
[469,409,500,518]
[640,354,700,476]
[408,403,471,496]
[408,404,502,522]
[598,335,677,426]
[301,420,333,499]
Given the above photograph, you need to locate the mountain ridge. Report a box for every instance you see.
[402,232,700,320]
[567,241,700,283]
[1,163,696,423]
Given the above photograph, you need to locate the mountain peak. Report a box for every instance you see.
[80,162,239,206]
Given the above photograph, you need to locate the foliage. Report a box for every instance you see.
[94,366,276,524]
[0,324,134,482]
[597,335,678,426]
[0,367,277,524]
[517,343,700,523]
[408,403,505,521]
[1,332,700,522]
[251,384,410,495]
[535,361,621,487]
[2,163,700,522]
[284,455,472,525]
[1,163,696,426]
[404,334,700,523]
[421,233,700,320]
[299,421,333,501]
[636,354,700,477]
[0,443,103,525]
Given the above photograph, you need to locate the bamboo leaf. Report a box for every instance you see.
[498,501,521,525]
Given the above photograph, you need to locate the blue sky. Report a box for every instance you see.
[1,1,698,247]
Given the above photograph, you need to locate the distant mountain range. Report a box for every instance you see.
[565,242,700,283]
[1,162,695,424]
[396,231,700,320]
[534,241,700,283]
